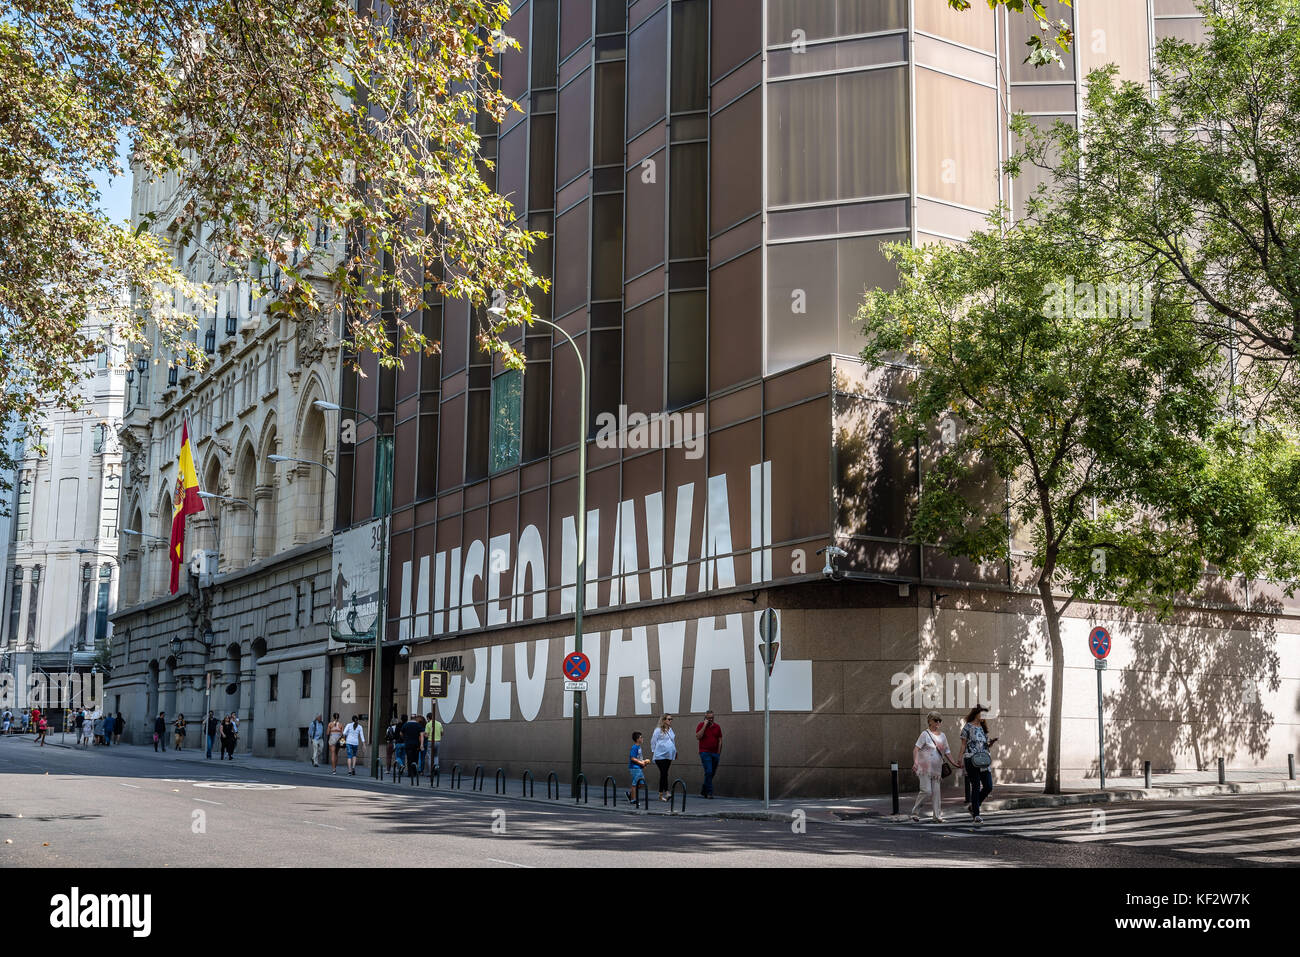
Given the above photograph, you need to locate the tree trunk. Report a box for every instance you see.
[1039,578,1065,794]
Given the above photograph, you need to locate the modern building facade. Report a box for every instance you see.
[1,302,127,718]
[105,163,343,755]
[330,0,1298,796]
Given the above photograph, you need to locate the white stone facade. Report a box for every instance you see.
[106,163,343,757]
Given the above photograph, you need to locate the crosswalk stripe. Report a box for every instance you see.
[1118,822,1300,848]
[976,809,1193,834]
[1238,854,1300,864]
[1183,836,1300,854]
[1059,815,1289,843]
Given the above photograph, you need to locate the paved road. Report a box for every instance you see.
[2,737,1294,867]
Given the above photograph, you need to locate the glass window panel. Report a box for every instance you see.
[711,0,761,79]
[466,389,491,482]
[836,233,902,354]
[670,0,708,113]
[766,239,837,373]
[768,0,904,44]
[624,296,664,413]
[589,328,622,428]
[837,67,908,200]
[710,89,761,230]
[1155,17,1206,44]
[767,74,836,206]
[836,0,907,36]
[1079,0,1151,87]
[553,203,589,316]
[560,0,593,60]
[523,349,551,461]
[625,150,666,276]
[627,8,668,135]
[502,2,531,99]
[667,291,706,408]
[532,0,560,88]
[417,412,439,498]
[490,370,524,472]
[594,60,626,166]
[529,114,557,211]
[914,0,995,51]
[591,193,624,302]
[595,0,623,34]
[1008,0,1075,81]
[497,123,528,212]
[708,250,761,391]
[556,69,591,186]
[916,70,998,210]
[669,143,707,260]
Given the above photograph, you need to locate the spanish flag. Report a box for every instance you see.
[169,420,205,593]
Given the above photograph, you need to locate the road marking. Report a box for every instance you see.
[194,782,296,790]
[1057,814,1282,843]
[486,858,533,868]
[193,798,223,806]
[302,821,345,830]
[119,783,141,789]
[1183,835,1300,854]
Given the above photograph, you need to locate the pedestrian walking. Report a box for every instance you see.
[695,710,722,799]
[342,715,365,775]
[102,712,113,747]
[1,709,10,734]
[113,712,124,745]
[626,731,650,803]
[20,709,30,733]
[961,706,996,824]
[391,714,409,777]
[911,711,961,823]
[153,712,167,752]
[649,714,677,801]
[35,713,48,746]
[220,713,237,759]
[384,715,399,775]
[205,711,220,759]
[429,712,442,771]
[93,711,105,745]
[401,713,425,784]
[74,709,87,746]
[79,711,94,747]
[173,714,187,751]
[327,713,344,773]
[309,714,325,767]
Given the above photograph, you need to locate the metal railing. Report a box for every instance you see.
[522,769,535,798]
[546,771,559,800]
[574,772,589,804]
[602,775,618,807]
[669,778,687,813]
[633,780,649,810]
[472,764,485,791]
[450,764,462,789]
[495,767,506,795]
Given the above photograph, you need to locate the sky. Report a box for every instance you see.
[90,130,134,225]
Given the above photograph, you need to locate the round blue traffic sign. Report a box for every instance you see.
[1089,626,1112,659]
[562,651,591,681]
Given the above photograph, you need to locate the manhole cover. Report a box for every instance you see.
[193,782,296,790]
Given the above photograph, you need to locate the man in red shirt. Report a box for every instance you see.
[695,710,722,798]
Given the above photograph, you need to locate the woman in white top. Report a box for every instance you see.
[911,711,961,822]
[648,714,677,801]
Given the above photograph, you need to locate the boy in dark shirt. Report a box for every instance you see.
[401,715,425,783]
[626,731,649,803]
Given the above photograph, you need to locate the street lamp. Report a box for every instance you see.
[490,305,587,795]
[121,528,169,543]
[268,453,337,479]
[314,398,392,781]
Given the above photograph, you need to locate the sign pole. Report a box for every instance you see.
[1096,663,1106,790]
[759,609,775,811]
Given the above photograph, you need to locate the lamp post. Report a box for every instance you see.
[490,307,587,795]
[313,399,391,781]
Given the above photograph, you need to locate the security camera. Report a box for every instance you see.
[399,645,411,658]
[816,545,847,578]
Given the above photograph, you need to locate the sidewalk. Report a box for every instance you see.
[13,736,1299,823]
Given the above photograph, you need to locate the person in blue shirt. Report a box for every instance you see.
[626,731,650,803]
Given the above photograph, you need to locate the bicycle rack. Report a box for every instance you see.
[472,765,485,791]
[546,771,559,800]
[430,768,440,789]
[670,778,687,813]
[495,768,506,794]
[574,773,589,804]
[450,764,463,789]
[602,776,618,807]
[522,770,535,798]
[634,780,649,810]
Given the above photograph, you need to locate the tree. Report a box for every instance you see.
[947,0,1074,67]
[1009,0,1300,419]
[858,217,1300,793]
[1,0,546,496]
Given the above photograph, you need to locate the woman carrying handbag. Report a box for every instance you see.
[911,711,961,823]
[962,705,996,824]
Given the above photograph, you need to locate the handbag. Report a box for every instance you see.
[968,725,992,768]
[926,731,953,778]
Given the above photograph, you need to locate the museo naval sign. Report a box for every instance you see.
[396,458,814,721]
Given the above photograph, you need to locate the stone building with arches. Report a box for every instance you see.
[106,163,343,757]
